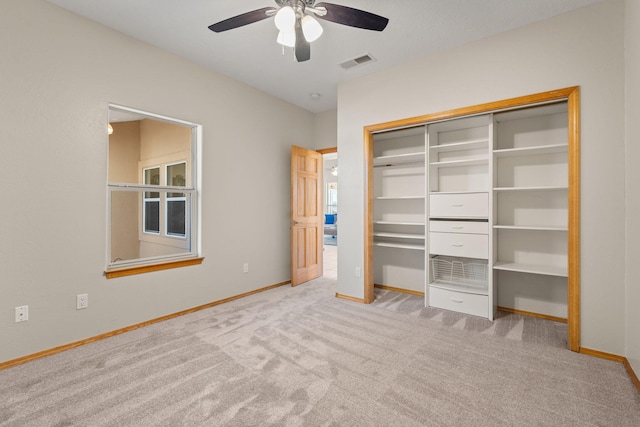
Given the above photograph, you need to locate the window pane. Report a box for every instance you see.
[167,163,186,186]
[167,162,186,198]
[145,167,160,185]
[167,200,186,236]
[110,191,139,262]
[145,167,160,198]
[109,188,192,265]
[144,201,160,233]
[326,182,337,214]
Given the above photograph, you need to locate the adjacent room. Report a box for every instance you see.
[1,0,639,424]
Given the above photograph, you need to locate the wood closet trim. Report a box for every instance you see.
[316,147,337,154]
[363,86,581,351]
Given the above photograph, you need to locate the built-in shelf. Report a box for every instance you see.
[373,232,425,240]
[373,152,425,166]
[374,242,425,250]
[493,225,568,231]
[429,157,488,168]
[429,190,489,195]
[429,138,488,152]
[493,143,568,157]
[493,261,568,277]
[493,186,568,192]
[374,220,424,226]
[375,196,425,200]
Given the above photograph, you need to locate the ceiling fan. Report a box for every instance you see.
[208,0,389,62]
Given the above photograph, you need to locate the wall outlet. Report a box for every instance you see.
[355,267,361,278]
[15,305,28,323]
[76,294,88,310]
[243,263,249,273]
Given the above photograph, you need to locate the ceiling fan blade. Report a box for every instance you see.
[208,7,276,33]
[314,2,388,31]
[294,20,311,62]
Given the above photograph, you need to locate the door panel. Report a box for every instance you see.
[291,146,323,286]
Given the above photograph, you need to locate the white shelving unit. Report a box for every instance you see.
[492,102,569,319]
[369,101,572,322]
[426,115,494,319]
[372,127,426,293]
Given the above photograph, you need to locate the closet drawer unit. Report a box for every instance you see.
[429,286,488,318]
[429,193,488,218]
[430,232,488,258]
[429,220,488,234]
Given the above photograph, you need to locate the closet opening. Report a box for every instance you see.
[364,87,580,351]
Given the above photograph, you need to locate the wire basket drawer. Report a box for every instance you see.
[430,256,488,293]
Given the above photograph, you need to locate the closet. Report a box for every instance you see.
[365,87,580,350]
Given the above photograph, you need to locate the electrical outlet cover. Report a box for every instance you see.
[76,294,88,310]
[15,305,28,322]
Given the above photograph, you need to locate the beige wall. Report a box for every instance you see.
[625,0,640,374]
[314,109,338,150]
[139,119,191,163]
[0,0,314,363]
[336,0,628,354]
[108,121,141,261]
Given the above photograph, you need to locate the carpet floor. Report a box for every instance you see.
[1,277,638,426]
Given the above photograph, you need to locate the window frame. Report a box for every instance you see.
[139,159,189,243]
[106,104,202,276]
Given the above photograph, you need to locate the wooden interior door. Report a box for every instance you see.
[291,146,323,286]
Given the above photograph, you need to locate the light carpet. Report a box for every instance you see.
[1,277,638,426]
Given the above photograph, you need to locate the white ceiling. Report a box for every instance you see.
[48,0,602,113]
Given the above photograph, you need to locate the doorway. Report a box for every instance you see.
[320,149,338,279]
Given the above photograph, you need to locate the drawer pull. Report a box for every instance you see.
[450,298,464,303]
[452,244,464,247]
[451,204,464,207]
[452,226,464,230]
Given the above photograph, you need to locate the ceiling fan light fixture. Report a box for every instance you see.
[274,6,295,31]
[301,15,323,42]
[277,30,296,47]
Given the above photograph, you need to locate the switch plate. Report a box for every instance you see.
[15,305,28,323]
[355,267,361,277]
[243,263,249,273]
[76,294,88,310]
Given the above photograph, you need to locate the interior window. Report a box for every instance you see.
[107,105,200,271]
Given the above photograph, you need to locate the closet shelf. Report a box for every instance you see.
[374,242,425,250]
[429,138,488,152]
[374,220,424,226]
[493,185,568,192]
[429,190,489,195]
[493,143,568,157]
[429,158,488,168]
[375,196,425,200]
[493,225,568,231]
[493,262,568,277]
[373,232,425,240]
[373,152,425,166]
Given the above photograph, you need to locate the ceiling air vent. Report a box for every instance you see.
[339,53,376,70]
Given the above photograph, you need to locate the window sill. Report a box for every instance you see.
[105,257,204,279]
